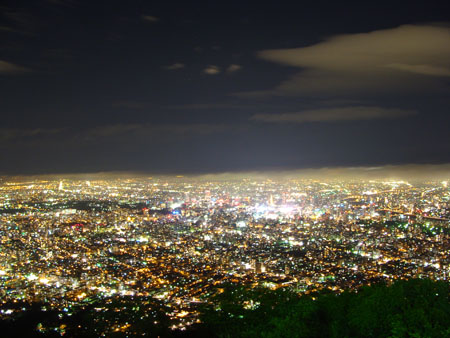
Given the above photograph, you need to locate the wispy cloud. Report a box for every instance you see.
[2,8,37,35]
[111,101,154,109]
[226,64,242,73]
[165,63,185,70]
[203,65,220,75]
[142,15,160,23]
[41,48,74,61]
[0,25,19,33]
[251,106,417,124]
[168,103,244,110]
[0,60,29,74]
[81,123,234,142]
[0,123,237,145]
[251,24,450,96]
[384,63,450,77]
[0,127,65,141]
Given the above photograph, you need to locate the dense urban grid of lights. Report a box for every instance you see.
[0,177,449,331]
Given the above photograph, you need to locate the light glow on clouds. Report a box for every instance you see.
[203,65,220,75]
[0,60,29,74]
[253,24,450,96]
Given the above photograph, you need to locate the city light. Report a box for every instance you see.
[0,176,448,332]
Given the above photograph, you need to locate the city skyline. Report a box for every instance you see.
[1,1,450,174]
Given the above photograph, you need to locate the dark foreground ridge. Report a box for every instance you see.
[1,279,449,337]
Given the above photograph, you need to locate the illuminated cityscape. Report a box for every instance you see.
[0,176,449,332]
[1,0,450,336]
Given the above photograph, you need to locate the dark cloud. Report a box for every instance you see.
[226,64,242,73]
[168,103,244,110]
[165,63,185,70]
[0,127,65,142]
[251,106,417,124]
[0,2,449,174]
[142,15,160,23]
[0,123,237,145]
[82,123,235,141]
[0,60,29,74]
[111,101,154,109]
[0,25,18,33]
[2,8,37,35]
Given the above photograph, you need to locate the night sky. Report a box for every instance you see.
[1,0,450,175]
